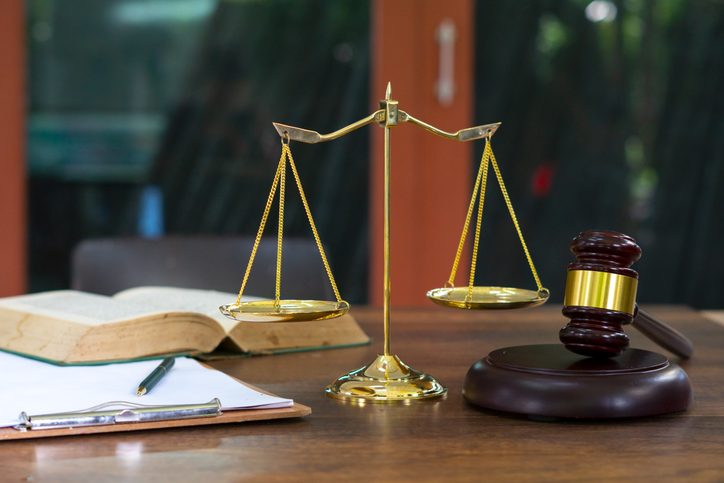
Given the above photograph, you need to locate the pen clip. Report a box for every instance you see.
[14,398,222,431]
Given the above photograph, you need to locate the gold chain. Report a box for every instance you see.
[447,139,490,287]
[467,141,491,301]
[234,141,343,306]
[446,137,545,296]
[276,152,286,305]
[488,145,544,292]
[234,152,285,306]
[286,144,343,302]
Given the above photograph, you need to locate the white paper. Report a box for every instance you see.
[0,351,292,428]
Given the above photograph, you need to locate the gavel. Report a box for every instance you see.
[559,230,694,359]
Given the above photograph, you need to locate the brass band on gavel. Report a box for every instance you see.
[563,270,638,316]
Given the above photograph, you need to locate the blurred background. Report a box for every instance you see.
[1,0,722,308]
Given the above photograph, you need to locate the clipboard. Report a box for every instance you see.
[0,375,311,441]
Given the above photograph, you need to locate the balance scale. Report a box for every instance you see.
[216,83,692,417]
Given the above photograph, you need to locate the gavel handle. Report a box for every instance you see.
[632,305,694,359]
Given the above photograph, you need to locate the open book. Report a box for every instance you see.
[0,287,369,365]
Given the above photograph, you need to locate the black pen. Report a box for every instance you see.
[136,357,175,396]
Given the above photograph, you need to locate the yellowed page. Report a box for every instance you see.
[0,307,91,363]
[68,313,225,363]
[228,313,370,353]
[0,290,232,363]
[0,290,171,326]
[113,287,263,334]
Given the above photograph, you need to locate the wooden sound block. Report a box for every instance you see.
[463,344,692,419]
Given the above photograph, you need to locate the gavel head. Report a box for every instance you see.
[559,230,642,358]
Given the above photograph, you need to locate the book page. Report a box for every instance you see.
[0,291,174,326]
[0,351,292,428]
[113,287,264,333]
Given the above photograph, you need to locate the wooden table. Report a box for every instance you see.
[2,305,723,482]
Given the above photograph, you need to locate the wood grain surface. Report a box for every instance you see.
[1,305,722,482]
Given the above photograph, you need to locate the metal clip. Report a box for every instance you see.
[14,398,222,431]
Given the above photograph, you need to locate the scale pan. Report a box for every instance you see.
[219,300,350,323]
[426,286,548,310]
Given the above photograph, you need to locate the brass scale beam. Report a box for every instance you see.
[273,86,500,356]
[273,109,500,144]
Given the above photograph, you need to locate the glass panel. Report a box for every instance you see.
[26,0,371,301]
[473,0,724,307]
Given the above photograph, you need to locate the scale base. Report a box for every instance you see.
[326,354,447,402]
[463,344,692,418]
